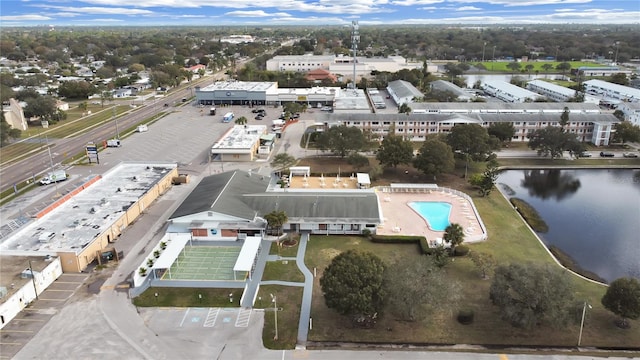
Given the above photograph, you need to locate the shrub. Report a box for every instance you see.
[457,308,475,325]
[139,267,147,276]
[160,241,167,250]
[453,245,470,256]
[153,250,161,258]
[362,229,372,238]
[418,237,430,254]
[147,258,154,267]
[370,235,425,244]
[510,197,549,233]
[423,247,435,255]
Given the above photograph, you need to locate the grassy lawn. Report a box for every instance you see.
[474,61,600,73]
[133,287,243,307]
[304,190,640,348]
[262,260,305,283]
[255,285,303,350]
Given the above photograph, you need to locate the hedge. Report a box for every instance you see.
[370,234,431,255]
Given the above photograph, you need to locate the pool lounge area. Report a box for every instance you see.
[377,186,486,244]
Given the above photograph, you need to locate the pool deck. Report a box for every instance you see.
[377,190,485,244]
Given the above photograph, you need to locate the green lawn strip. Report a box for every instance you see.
[132,287,242,307]
[474,61,600,73]
[305,192,639,348]
[0,143,43,165]
[262,260,305,283]
[269,240,299,258]
[255,285,303,350]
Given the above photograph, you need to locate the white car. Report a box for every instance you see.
[622,152,638,158]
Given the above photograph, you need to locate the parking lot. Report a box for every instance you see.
[0,273,88,360]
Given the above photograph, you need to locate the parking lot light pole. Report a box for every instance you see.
[270,293,278,340]
[578,301,592,346]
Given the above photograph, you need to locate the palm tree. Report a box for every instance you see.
[235,116,248,126]
[264,210,288,236]
[443,223,465,252]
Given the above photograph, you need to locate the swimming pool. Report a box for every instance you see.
[408,201,452,231]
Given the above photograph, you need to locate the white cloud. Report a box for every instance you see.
[224,10,291,17]
[447,0,592,6]
[32,5,155,15]
[0,14,51,21]
[456,6,481,11]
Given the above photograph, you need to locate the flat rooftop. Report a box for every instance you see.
[0,163,176,254]
[0,255,53,302]
[199,81,277,92]
[211,125,267,153]
[334,88,371,112]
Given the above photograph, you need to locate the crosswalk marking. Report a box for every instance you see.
[203,308,220,327]
[235,308,252,327]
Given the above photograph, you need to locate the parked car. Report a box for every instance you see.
[252,108,266,114]
[599,151,615,158]
[578,152,592,158]
[255,114,264,120]
[320,106,333,112]
[622,152,638,158]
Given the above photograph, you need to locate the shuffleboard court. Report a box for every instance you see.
[163,246,242,281]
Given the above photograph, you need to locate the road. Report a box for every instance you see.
[0,87,197,194]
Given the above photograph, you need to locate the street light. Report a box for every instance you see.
[577,301,592,347]
[614,41,620,64]
[482,42,487,62]
[270,293,278,340]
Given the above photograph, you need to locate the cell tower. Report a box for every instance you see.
[351,20,360,90]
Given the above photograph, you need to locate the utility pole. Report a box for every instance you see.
[45,135,60,197]
[113,106,120,139]
[351,20,359,90]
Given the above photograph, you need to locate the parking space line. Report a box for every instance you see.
[37,298,67,301]
[235,308,251,327]
[203,308,220,327]
[0,330,33,333]
[45,289,75,292]
[0,342,22,346]
[12,318,44,322]
[179,308,190,327]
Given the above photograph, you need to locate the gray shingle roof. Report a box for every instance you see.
[170,171,380,223]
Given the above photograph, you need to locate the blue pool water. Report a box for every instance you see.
[409,202,452,231]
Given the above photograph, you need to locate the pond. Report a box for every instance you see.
[497,169,640,283]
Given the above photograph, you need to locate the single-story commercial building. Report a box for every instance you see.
[0,163,178,272]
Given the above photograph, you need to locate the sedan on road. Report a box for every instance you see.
[600,151,615,158]
[623,152,638,158]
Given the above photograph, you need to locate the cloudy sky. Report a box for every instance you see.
[1,0,639,26]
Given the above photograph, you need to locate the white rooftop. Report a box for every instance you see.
[233,236,261,272]
[211,125,267,153]
[584,79,640,100]
[334,88,370,111]
[483,80,541,100]
[0,162,177,254]
[527,79,575,96]
[200,81,277,93]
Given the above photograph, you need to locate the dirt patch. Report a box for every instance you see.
[318,248,341,262]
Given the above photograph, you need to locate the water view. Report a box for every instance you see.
[497,169,640,283]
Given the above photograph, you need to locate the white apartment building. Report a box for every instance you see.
[317,102,617,146]
[482,80,543,103]
[584,79,640,105]
[617,102,640,126]
[526,79,599,104]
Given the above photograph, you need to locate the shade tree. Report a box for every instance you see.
[412,137,454,180]
[490,263,575,329]
[601,277,640,329]
[320,250,386,322]
[376,133,414,168]
[384,257,460,322]
[446,124,495,178]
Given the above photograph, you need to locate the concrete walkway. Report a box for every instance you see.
[295,232,314,348]
[240,239,273,308]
